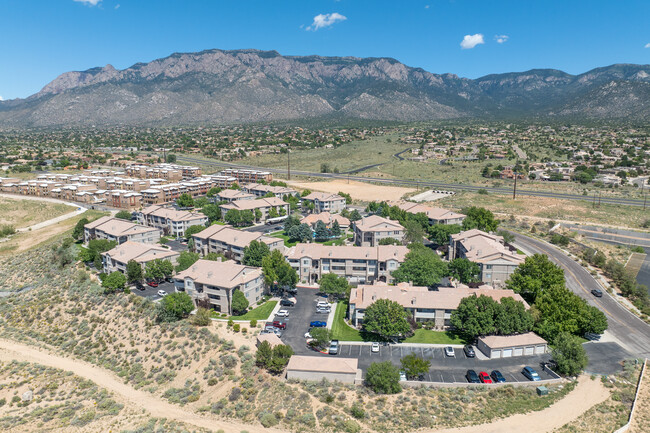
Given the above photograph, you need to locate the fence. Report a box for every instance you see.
[613,358,648,433]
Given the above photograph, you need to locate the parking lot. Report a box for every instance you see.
[279,286,557,384]
[131,281,175,301]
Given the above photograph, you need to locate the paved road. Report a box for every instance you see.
[178,155,649,207]
[511,232,650,358]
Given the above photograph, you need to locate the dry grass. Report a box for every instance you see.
[0,196,72,229]
[287,179,415,202]
[628,362,650,433]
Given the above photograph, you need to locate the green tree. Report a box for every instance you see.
[224,209,242,226]
[144,259,164,282]
[206,187,222,197]
[267,345,294,374]
[300,189,312,197]
[497,229,516,245]
[284,214,301,232]
[363,299,411,340]
[450,295,498,340]
[156,292,194,322]
[184,224,205,240]
[318,273,349,299]
[191,307,211,326]
[403,220,426,244]
[126,260,143,284]
[428,224,461,246]
[400,354,431,380]
[308,327,332,350]
[338,191,353,205]
[288,223,312,243]
[461,207,499,232]
[330,220,342,237]
[204,252,225,261]
[379,237,401,246]
[314,220,330,241]
[349,209,362,222]
[114,210,132,220]
[177,193,194,208]
[551,332,588,376]
[391,244,448,287]
[200,204,221,223]
[102,271,126,294]
[242,240,271,267]
[231,290,249,315]
[365,361,401,394]
[448,258,481,284]
[72,217,89,240]
[493,297,534,335]
[175,251,200,272]
[254,209,263,222]
[506,254,565,303]
[262,249,297,291]
[166,153,177,163]
[240,210,254,226]
[256,341,273,368]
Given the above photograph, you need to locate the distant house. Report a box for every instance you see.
[300,212,350,230]
[84,216,161,245]
[191,224,284,263]
[397,202,466,225]
[174,259,265,314]
[353,215,404,247]
[301,192,347,213]
[449,229,524,286]
[349,281,528,329]
[101,241,179,275]
[135,204,208,237]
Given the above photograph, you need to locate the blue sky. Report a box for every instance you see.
[1,0,649,100]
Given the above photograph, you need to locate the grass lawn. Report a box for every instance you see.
[270,231,297,247]
[331,301,364,341]
[320,238,345,246]
[229,300,277,320]
[404,328,466,345]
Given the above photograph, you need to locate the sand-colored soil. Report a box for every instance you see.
[629,362,650,433]
[287,179,415,202]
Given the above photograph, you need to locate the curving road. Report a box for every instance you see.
[511,232,650,358]
[178,155,649,207]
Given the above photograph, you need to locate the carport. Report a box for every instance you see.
[477,333,547,359]
[286,356,359,384]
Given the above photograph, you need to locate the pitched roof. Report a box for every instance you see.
[349,281,529,310]
[103,241,178,264]
[244,183,296,195]
[256,333,284,348]
[479,332,547,348]
[220,197,287,211]
[191,224,231,240]
[398,202,466,221]
[139,205,207,222]
[286,355,358,374]
[300,212,350,227]
[354,215,404,232]
[302,192,345,202]
[286,243,408,262]
[174,259,262,289]
[217,189,255,200]
[451,229,525,265]
[85,216,160,237]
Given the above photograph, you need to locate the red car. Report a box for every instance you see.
[479,371,493,383]
[147,281,159,288]
[272,320,287,329]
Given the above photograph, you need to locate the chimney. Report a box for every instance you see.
[207,271,213,278]
[411,297,416,305]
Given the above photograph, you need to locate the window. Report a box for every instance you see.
[485,264,493,270]
[394,231,400,235]
[302,259,310,265]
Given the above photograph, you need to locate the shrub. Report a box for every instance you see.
[229,387,241,402]
[191,307,212,326]
[350,404,365,419]
[260,412,279,428]
[227,319,234,328]
[365,361,401,394]
[233,323,240,332]
[156,292,194,322]
[250,319,257,328]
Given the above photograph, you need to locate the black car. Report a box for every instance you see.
[463,345,476,358]
[466,369,480,383]
[584,332,601,341]
[490,370,506,383]
[280,299,295,307]
[591,289,603,297]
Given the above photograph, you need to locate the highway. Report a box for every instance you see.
[511,232,650,358]
[178,155,649,207]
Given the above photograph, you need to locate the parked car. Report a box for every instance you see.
[522,366,541,381]
[466,369,480,383]
[490,370,506,383]
[399,370,407,382]
[276,309,290,317]
[478,371,493,383]
[280,299,295,307]
[157,290,167,297]
[148,281,159,288]
[310,321,327,328]
[304,331,312,339]
[272,320,287,329]
[329,340,340,355]
[317,300,330,308]
[584,332,601,341]
[444,346,455,357]
[463,345,476,358]
[371,342,380,353]
[591,288,603,297]
[316,307,331,314]
[165,277,174,283]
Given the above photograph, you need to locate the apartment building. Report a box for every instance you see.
[135,204,208,237]
[449,229,524,287]
[301,192,347,213]
[84,216,161,245]
[285,243,408,284]
[125,164,183,181]
[242,183,298,199]
[207,175,238,189]
[217,189,255,202]
[101,241,179,275]
[174,259,265,314]
[219,197,289,223]
[397,202,466,225]
[192,224,284,263]
[301,212,350,230]
[219,168,272,184]
[349,281,528,329]
[353,215,405,247]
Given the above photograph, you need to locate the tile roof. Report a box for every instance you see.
[354,215,404,232]
[220,197,287,211]
[302,192,345,202]
[286,243,408,262]
[300,212,350,227]
[479,332,547,348]
[140,204,207,222]
[175,259,262,289]
[398,202,466,221]
[451,229,525,265]
[85,217,160,237]
[103,241,179,264]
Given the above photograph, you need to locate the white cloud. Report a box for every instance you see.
[0,96,4,101]
[425,5,430,8]
[460,34,485,49]
[306,13,347,31]
[74,0,101,6]
[495,35,509,44]
[645,43,650,48]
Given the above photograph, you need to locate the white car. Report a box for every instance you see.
[304,331,312,339]
[276,309,290,317]
[317,300,330,308]
[371,342,380,353]
[444,346,455,357]
[157,290,167,297]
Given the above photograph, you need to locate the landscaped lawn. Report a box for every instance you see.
[331,301,364,341]
[320,238,345,246]
[270,231,297,247]
[229,300,277,320]
[404,328,466,345]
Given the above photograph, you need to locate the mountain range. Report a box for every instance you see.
[1,48,649,127]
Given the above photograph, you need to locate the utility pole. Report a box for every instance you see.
[592,191,596,208]
[287,146,291,180]
[598,191,601,207]
[513,174,518,200]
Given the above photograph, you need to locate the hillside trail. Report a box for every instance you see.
[0,339,286,433]
[427,375,609,433]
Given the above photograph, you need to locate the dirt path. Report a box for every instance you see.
[0,339,286,433]
[17,205,87,232]
[428,376,609,433]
